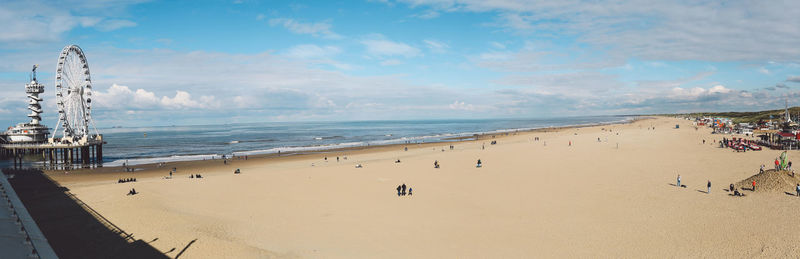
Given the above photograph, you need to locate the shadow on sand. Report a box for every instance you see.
[2,169,168,259]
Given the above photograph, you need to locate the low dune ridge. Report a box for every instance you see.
[736,169,800,193]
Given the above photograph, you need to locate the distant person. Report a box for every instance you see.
[702,139,705,144]
[775,158,780,171]
[397,185,402,196]
[569,141,572,146]
[707,180,711,194]
[476,159,482,168]
[760,165,765,174]
[796,184,800,197]
[337,156,340,162]
[752,180,756,191]
[729,183,734,192]
[395,159,401,163]
[434,160,439,168]
[401,184,407,196]
[677,174,681,187]
[408,187,413,196]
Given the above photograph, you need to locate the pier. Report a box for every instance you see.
[1,135,105,169]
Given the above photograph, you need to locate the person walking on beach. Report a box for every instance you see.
[760,164,765,174]
[401,184,407,196]
[677,174,681,187]
[775,158,780,171]
[396,185,402,196]
[796,184,800,197]
[752,180,756,191]
[707,180,711,194]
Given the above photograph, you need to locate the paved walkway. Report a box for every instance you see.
[0,172,57,259]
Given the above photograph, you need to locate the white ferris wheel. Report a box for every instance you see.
[53,45,98,141]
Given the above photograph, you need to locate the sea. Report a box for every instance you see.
[1,116,634,168]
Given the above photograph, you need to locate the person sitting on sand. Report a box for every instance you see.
[235,169,241,174]
[476,159,482,168]
[395,159,401,163]
[190,174,194,178]
[734,189,742,196]
[434,160,439,168]
[408,187,413,196]
[356,164,363,168]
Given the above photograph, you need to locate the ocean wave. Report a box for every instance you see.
[104,154,224,167]
[100,116,636,167]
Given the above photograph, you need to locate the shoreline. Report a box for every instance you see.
[45,116,649,181]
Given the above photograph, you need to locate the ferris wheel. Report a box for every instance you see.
[53,44,98,141]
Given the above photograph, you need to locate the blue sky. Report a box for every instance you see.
[1,0,800,127]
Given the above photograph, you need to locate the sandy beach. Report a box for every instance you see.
[44,116,800,258]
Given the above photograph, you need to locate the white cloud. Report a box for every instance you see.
[93,84,217,110]
[449,101,475,111]
[423,39,449,53]
[380,59,404,66]
[788,76,800,83]
[413,10,440,19]
[285,44,341,59]
[95,19,137,32]
[361,35,421,57]
[0,0,144,44]
[268,18,343,39]
[490,41,506,49]
[397,0,800,62]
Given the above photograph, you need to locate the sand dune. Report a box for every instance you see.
[48,117,800,258]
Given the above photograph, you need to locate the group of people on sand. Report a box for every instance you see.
[190,174,203,178]
[396,183,412,196]
[677,174,758,197]
[118,178,136,183]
